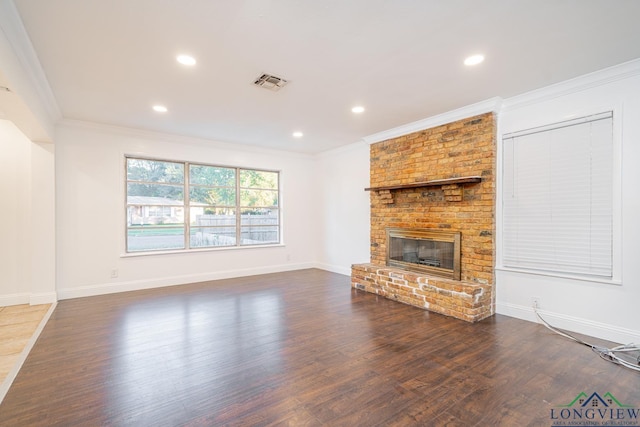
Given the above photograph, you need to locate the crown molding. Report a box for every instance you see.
[315,139,368,158]
[502,58,640,111]
[362,97,503,145]
[361,58,640,147]
[0,0,61,126]
[57,118,315,159]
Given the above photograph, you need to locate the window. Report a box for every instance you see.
[502,112,613,278]
[126,157,280,253]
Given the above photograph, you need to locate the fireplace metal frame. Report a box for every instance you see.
[386,228,461,280]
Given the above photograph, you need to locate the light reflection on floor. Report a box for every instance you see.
[108,290,283,420]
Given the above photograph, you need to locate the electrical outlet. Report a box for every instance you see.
[531,296,541,309]
[111,269,119,278]
[286,254,291,261]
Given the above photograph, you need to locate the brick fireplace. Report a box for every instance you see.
[351,112,495,322]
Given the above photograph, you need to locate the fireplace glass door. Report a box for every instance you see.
[386,228,461,280]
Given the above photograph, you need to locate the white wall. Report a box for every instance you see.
[496,62,640,344]
[0,120,31,304]
[30,141,56,304]
[0,119,56,305]
[315,142,370,275]
[0,1,58,307]
[55,121,319,299]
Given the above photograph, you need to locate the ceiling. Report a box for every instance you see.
[8,0,640,154]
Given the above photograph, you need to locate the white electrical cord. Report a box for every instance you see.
[533,305,640,373]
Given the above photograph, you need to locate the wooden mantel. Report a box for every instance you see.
[365,176,481,203]
[365,176,481,192]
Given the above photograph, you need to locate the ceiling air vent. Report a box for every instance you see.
[253,73,289,91]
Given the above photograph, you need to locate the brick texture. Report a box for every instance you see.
[352,264,493,322]
[352,112,496,322]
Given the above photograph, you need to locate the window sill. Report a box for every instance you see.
[495,266,621,286]
[121,243,285,258]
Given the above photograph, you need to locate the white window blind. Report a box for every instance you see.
[502,112,613,277]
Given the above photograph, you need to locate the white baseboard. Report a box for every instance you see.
[0,301,57,404]
[57,262,316,300]
[497,302,640,345]
[0,292,57,307]
[29,292,57,305]
[314,263,351,276]
[0,293,30,306]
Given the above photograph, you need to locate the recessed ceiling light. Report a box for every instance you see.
[351,106,365,114]
[152,105,168,113]
[464,54,485,66]
[292,131,304,138]
[176,55,196,66]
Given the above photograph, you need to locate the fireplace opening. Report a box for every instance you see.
[386,228,461,280]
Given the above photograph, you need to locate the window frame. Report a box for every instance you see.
[125,156,281,254]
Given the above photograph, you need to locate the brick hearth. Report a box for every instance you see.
[352,265,493,322]
[351,112,496,322]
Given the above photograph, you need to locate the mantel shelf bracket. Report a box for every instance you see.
[364,176,482,203]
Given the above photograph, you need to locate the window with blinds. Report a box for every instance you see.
[502,112,613,278]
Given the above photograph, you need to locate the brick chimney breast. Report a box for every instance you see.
[352,112,496,323]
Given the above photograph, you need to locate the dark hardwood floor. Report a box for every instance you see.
[0,269,638,426]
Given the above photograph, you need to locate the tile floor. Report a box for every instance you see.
[0,304,51,384]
